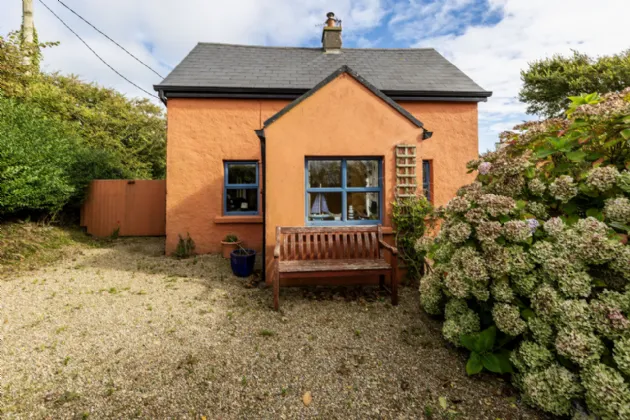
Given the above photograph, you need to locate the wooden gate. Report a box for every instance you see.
[80,180,166,237]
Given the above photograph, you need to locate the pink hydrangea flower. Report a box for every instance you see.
[478,161,492,175]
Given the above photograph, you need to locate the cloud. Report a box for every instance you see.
[0,0,387,100]
[406,0,630,151]
[389,0,503,40]
[2,0,629,154]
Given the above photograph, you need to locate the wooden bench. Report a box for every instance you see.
[273,225,398,310]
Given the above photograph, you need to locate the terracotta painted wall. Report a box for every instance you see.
[401,101,479,206]
[165,76,479,264]
[165,98,288,254]
[263,73,478,280]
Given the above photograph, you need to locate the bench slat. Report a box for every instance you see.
[278,259,390,273]
[370,232,377,258]
[348,232,355,258]
[362,232,368,258]
[356,231,364,258]
[279,226,380,234]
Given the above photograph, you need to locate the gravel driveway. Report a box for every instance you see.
[1,238,546,419]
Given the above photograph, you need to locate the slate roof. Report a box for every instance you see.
[155,43,491,100]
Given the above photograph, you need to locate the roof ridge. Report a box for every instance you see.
[195,42,435,51]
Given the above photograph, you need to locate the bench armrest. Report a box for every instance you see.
[378,239,398,255]
[274,242,281,259]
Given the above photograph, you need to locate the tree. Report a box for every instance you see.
[1,31,166,180]
[519,50,630,117]
[0,31,54,97]
[26,73,166,179]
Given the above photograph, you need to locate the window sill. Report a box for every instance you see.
[214,215,263,224]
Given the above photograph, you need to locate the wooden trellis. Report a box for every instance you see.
[395,144,417,199]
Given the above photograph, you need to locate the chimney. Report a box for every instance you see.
[322,12,341,53]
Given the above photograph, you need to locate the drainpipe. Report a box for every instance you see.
[255,129,266,283]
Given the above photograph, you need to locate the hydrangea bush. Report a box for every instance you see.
[417,89,630,418]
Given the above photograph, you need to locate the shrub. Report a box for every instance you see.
[0,97,122,215]
[223,234,239,243]
[418,88,630,417]
[392,195,434,279]
[0,97,77,214]
[174,233,195,259]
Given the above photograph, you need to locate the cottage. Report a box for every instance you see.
[154,13,491,301]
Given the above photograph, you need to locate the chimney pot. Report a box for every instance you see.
[322,12,342,53]
[326,12,336,27]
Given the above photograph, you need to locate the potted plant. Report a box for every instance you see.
[221,234,241,259]
[230,245,256,278]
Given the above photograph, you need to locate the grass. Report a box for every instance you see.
[0,221,101,277]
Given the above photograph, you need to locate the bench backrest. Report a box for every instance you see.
[276,225,384,261]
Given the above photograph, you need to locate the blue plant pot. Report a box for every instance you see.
[230,249,256,277]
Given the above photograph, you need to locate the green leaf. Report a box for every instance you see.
[609,221,630,233]
[586,208,604,221]
[439,396,448,410]
[535,149,555,158]
[603,138,621,149]
[524,167,536,179]
[478,326,497,352]
[561,202,578,215]
[516,200,527,210]
[481,353,502,374]
[521,308,535,320]
[586,152,604,161]
[566,150,586,162]
[496,350,514,373]
[579,183,600,197]
[466,352,483,375]
[621,129,630,140]
[460,333,482,353]
[566,214,579,226]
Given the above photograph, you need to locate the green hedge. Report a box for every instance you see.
[0,97,121,215]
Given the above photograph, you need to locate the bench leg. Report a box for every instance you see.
[379,274,385,290]
[390,254,398,306]
[273,272,280,311]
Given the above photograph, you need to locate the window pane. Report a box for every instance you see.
[226,188,258,213]
[347,192,380,221]
[347,160,379,188]
[307,160,341,188]
[307,192,342,221]
[227,163,256,185]
[422,160,431,201]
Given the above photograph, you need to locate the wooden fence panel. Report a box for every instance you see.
[80,180,165,237]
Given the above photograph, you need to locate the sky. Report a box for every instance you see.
[2,0,629,153]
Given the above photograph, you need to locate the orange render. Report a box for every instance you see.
[165,98,288,255]
[262,72,476,280]
[164,70,478,283]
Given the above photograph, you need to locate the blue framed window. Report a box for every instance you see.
[305,158,382,225]
[422,160,432,202]
[224,161,259,215]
